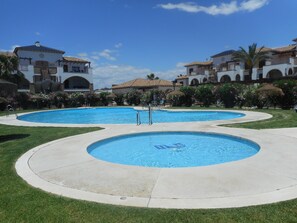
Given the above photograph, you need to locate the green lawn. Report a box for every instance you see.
[0,109,297,222]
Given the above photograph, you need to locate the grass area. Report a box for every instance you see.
[0,109,297,222]
[175,106,297,129]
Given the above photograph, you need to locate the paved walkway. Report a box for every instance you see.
[3,109,297,209]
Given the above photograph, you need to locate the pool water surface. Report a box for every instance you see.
[87,132,260,168]
[18,108,245,124]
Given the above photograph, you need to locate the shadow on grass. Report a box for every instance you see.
[0,134,30,143]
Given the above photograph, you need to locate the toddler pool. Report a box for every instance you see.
[87,132,260,168]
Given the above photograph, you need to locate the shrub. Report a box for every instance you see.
[125,90,142,106]
[68,92,85,107]
[166,90,184,107]
[15,92,30,109]
[85,92,100,106]
[256,84,284,109]
[114,94,124,106]
[49,92,69,108]
[215,83,239,108]
[0,97,8,111]
[99,92,109,106]
[29,93,50,109]
[180,86,195,107]
[194,84,215,107]
[141,90,165,105]
[274,80,297,109]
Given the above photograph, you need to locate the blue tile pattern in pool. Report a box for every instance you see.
[87,132,260,168]
[18,108,244,124]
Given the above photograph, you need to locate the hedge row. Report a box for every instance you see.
[1,79,297,111]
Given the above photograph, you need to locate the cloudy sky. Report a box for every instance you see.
[1,0,296,89]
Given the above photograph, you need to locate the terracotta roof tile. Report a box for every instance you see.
[112,78,181,89]
[184,61,213,67]
[63,56,89,63]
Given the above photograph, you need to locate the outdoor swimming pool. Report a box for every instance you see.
[18,108,244,124]
[87,132,260,168]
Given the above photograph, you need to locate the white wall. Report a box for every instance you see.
[17,50,63,65]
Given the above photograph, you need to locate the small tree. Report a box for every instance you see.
[274,80,297,109]
[194,84,215,107]
[166,90,185,107]
[180,86,195,107]
[125,90,142,106]
[114,94,124,106]
[215,83,239,108]
[256,84,284,109]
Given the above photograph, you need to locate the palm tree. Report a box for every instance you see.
[232,43,270,81]
[147,73,159,80]
[0,54,24,83]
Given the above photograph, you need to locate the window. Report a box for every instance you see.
[63,65,68,72]
[189,68,194,74]
[72,66,80,72]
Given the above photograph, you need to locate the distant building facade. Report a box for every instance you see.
[12,41,93,93]
[181,38,297,86]
[112,78,181,94]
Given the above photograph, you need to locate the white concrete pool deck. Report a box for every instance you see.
[2,109,297,209]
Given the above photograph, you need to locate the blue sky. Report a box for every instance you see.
[1,0,297,89]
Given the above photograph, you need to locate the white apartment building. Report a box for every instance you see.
[182,39,297,85]
[14,41,93,93]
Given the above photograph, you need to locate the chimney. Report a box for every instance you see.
[35,41,41,47]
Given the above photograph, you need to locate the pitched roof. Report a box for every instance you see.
[211,50,236,58]
[112,78,181,89]
[273,45,296,53]
[176,75,189,80]
[14,43,65,54]
[184,61,213,67]
[0,79,17,85]
[63,56,89,63]
[0,51,16,57]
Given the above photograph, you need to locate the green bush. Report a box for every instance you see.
[0,97,8,111]
[29,93,50,109]
[68,92,85,107]
[194,84,215,107]
[215,83,239,108]
[141,90,165,105]
[85,92,100,106]
[114,94,124,106]
[49,92,69,108]
[274,80,297,109]
[180,86,195,107]
[15,92,30,109]
[125,90,142,106]
[166,91,184,107]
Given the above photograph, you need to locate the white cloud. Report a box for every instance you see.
[158,0,269,15]
[0,45,20,52]
[98,49,117,61]
[91,62,186,89]
[35,32,41,36]
[114,43,123,48]
[78,52,88,57]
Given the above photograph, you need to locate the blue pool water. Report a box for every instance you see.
[18,108,244,124]
[87,132,260,168]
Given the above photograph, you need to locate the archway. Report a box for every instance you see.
[220,75,231,83]
[235,74,241,82]
[266,69,283,79]
[288,68,293,76]
[190,78,199,86]
[203,78,208,83]
[64,76,90,89]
